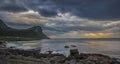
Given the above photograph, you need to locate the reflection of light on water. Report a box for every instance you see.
[6,41,42,50]
[87,41,105,48]
[23,43,39,47]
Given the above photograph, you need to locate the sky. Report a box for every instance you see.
[0,0,120,38]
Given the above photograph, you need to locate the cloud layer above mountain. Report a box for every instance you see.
[0,0,120,38]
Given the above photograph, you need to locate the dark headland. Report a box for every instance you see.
[0,19,49,41]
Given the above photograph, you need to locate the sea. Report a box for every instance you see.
[6,38,120,58]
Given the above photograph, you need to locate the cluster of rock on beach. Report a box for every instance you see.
[0,41,120,64]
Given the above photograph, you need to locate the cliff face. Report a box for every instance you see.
[0,19,49,40]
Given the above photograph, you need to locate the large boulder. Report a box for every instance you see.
[0,41,6,48]
[70,49,79,56]
[68,49,79,59]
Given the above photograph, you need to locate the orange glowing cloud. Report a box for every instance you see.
[84,32,113,38]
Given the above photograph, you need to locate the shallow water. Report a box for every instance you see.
[6,39,120,58]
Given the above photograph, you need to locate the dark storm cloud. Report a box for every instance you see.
[51,0,120,20]
[24,0,58,17]
[0,0,28,12]
[0,5,27,12]
[38,9,57,17]
[0,0,58,16]
[1,0,120,20]
[42,24,103,33]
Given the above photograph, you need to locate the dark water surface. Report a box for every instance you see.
[6,39,120,58]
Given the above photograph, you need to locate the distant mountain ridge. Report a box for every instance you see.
[0,19,49,40]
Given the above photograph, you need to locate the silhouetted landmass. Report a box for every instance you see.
[0,19,49,41]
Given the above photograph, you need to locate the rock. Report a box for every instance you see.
[0,41,4,44]
[79,53,113,64]
[87,56,98,61]
[47,50,53,54]
[9,46,16,49]
[68,49,79,59]
[79,53,89,59]
[70,45,77,47]
[111,58,120,64]
[64,46,69,48]
[50,60,55,64]
[70,49,79,56]
[0,59,8,64]
[28,48,41,53]
[0,41,6,48]
[0,47,120,64]
[65,59,76,64]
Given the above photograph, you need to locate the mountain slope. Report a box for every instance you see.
[0,19,49,40]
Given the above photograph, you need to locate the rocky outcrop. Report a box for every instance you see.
[0,41,6,48]
[0,45,120,64]
[0,42,119,64]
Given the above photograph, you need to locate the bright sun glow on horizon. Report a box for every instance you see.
[84,32,113,38]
